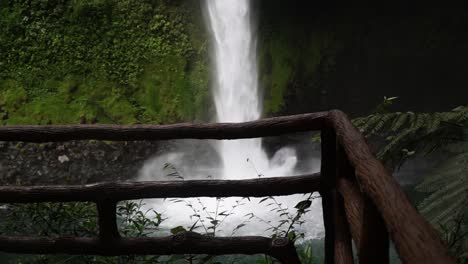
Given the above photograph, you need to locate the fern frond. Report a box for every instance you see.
[417,148,467,226]
[426,112,442,133]
[416,152,468,193]
[353,105,467,166]
[391,112,409,132]
[419,179,467,215]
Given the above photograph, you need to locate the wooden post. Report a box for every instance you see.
[329,110,454,263]
[337,178,364,248]
[320,126,337,264]
[334,145,355,264]
[97,199,120,241]
[359,196,389,264]
[335,152,389,264]
[270,237,301,264]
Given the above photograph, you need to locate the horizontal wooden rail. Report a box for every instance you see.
[328,110,454,263]
[0,112,326,142]
[0,174,321,203]
[0,233,300,263]
[0,110,455,263]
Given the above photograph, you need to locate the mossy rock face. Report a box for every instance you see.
[3,2,467,125]
[257,3,342,116]
[0,80,28,111]
[136,55,209,124]
[0,0,209,125]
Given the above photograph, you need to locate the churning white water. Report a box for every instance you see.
[139,0,323,239]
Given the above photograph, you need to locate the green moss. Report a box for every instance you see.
[100,95,138,124]
[6,95,81,125]
[260,36,295,114]
[258,21,340,115]
[0,0,209,125]
[137,54,209,124]
[0,80,28,110]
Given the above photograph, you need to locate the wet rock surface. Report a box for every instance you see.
[0,141,174,185]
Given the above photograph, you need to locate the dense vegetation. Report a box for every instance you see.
[353,103,468,263]
[0,0,209,125]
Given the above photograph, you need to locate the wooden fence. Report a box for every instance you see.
[0,110,455,263]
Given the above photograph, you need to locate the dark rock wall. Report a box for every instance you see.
[257,4,468,117]
[0,141,170,185]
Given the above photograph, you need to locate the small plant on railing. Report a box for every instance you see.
[117,200,164,238]
[162,161,321,263]
[247,193,319,241]
[163,162,252,263]
[163,162,250,238]
[246,194,320,264]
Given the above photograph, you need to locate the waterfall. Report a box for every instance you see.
[205,0,296,179]
[139,0,323,240]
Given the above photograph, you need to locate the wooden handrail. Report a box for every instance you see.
[0,112,327,142]
[0,234,300,263]
[0,174,320,203]
[328,110,454,263]
[0,110,455,263]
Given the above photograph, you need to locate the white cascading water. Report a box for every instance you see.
[206,0,296,178]
[139,0,323,240]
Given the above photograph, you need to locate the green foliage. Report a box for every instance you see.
[0,80,28,110]
[1,202,98,237]
[259,35,294,114]
[117,200,163,238]
[437,209,468,264]
[354,101,468,261]
[251,194,319,242]
[0,0,209,125]
[0,201,164,263]
[415,142,468,262]
[137,55,208,123]
[353,105,468,168]
[258,14,341,115]
[416,146,467,226]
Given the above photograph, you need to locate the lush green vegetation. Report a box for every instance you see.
[353,102,468,263]
[0,0,209,125]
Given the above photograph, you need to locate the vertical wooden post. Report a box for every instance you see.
[320,126,336,264]
[359,196,389,264]
[335,143,389,264]
[97,199,120,241]
[334,145,355,264]
[337,177,364,248]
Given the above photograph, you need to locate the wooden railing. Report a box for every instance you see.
[0,110,455,263]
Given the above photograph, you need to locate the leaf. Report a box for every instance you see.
[189,219,199,232]
[234,224,246,230]
[287,231,296,241]
[170,226,186,235]
[294,200,312,210]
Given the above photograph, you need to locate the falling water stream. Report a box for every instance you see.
[206,0,297,178]
[139,0,323,239]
